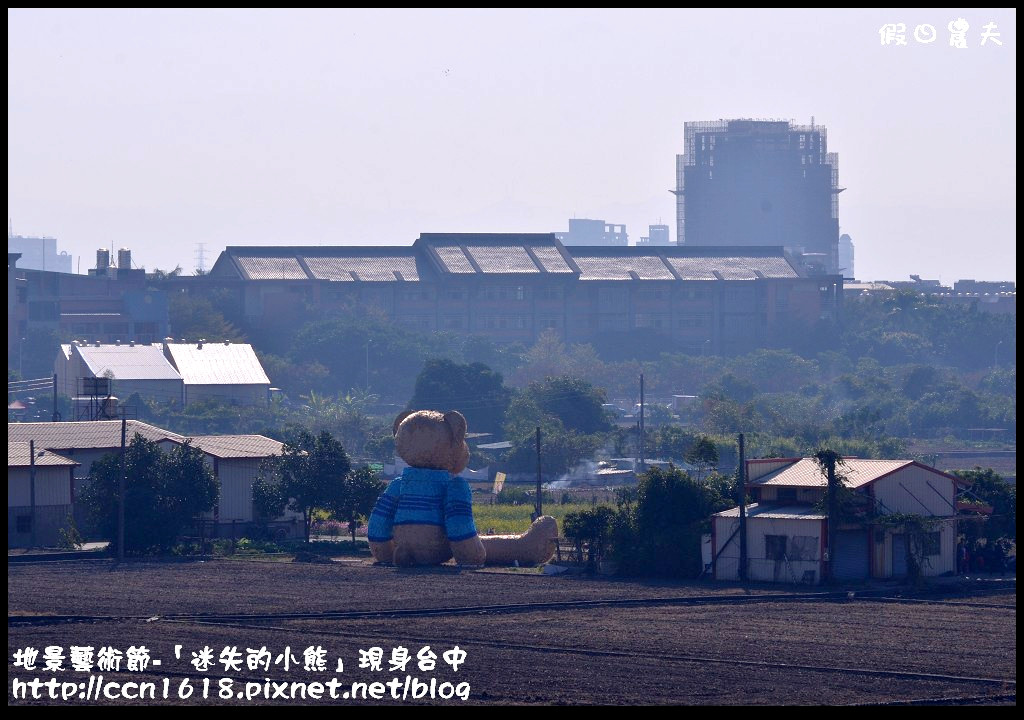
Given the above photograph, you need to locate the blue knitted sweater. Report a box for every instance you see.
[367,467,479,543]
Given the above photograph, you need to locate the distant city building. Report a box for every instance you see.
[554,218,628,246]
[838,233,855,279]
[953,279,1015,295]
[9,250,168,370]
[207,233,843,356]
[7,234,72,273]
[637,224,672,246]
[674,119,842,273]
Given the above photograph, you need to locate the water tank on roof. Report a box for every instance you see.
[97,248,110,270]
[118,248,132,269]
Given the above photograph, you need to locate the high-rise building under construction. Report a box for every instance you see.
[674,119,841,274]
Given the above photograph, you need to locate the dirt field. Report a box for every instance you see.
[8,559,1016,705]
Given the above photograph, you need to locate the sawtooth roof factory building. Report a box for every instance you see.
[208,233,842,356]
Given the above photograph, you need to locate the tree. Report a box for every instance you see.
[252,430,352,542]
[329,466,387,543]
[168,293,244,342]
[563,506,616,568]
[408,359,511,435]
[953,467,1016,544]
[506,376,611,437]
[614,465,734,578]
[78,435,219,555]
[685,436,720,483]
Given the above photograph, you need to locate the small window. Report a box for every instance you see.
[923,532,941,556]
[16,515,32,534]
[777,488,797,502]
[765,535,787,561]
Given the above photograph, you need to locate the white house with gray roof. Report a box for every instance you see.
[7,421,297,545]
[712,458,968,585]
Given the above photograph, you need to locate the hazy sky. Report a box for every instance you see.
[7,8,1017,282]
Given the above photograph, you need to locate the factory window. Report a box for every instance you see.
[765,535,787,562]
[28,301,59,321]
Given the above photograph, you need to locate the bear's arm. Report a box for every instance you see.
[444,477,479,542]
[367,479,402,543]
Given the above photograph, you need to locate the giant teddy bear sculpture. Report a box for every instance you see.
[368,409,558,567]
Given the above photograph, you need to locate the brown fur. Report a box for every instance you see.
[394,410,470,476]
[480,515,559,566]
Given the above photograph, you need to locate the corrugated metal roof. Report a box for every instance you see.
[573,255,675,281]
[164,343,271,387]
[9,442,79,467]
[529,246,575,274]
[433,246,477,274]
[304,256,421,282]
[7,421,185,450]
[716,503,826,520]
[185,435,284,459]
[667,256,798,280]
[236,256,309,280]
[74,344,182,381]
[465,246,539,274]
[751,458,912,489]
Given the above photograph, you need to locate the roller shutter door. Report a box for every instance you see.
[833,529,869,581]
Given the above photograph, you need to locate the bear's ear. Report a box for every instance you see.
[442,410,468,444]
[392,410,415,436]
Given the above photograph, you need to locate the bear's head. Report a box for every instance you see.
[393,409,470,476]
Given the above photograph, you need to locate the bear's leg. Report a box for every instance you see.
[479,515,559,566]
[369,539,395,564]
[450,535,486,566]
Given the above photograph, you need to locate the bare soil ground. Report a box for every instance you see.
[8,559,1016,706]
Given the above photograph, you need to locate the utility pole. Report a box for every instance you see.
[737,433,747,582]
[29,440,38,549]
[534,426,543,520]
[638,372,645,472]
[52,373,58,422]
[119,418,127,561]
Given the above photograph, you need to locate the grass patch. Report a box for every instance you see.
[473,502,613,535]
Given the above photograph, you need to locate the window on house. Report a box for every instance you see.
[765,535,787,561]
[777,488,797,502]
[789,536,818,561]
[923,532,941,556]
